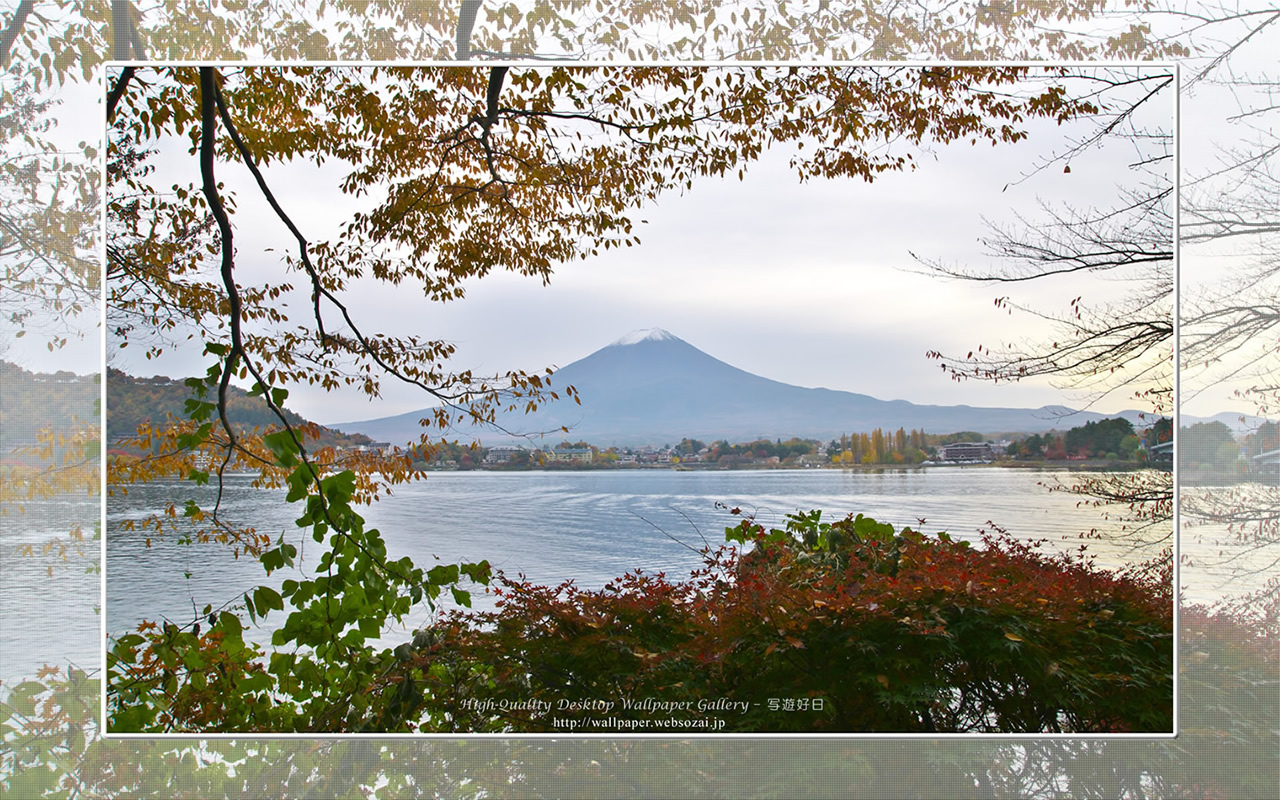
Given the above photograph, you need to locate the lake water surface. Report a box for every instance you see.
[105,467,1179,650]
[2,495,101,682]
[5,467,1268,685]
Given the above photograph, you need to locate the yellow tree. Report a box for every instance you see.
[871,427,887,463]
[909,427,925,451]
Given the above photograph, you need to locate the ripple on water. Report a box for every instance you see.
[100,469,1181,654]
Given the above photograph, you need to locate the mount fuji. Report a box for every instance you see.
[335,328,1154,446]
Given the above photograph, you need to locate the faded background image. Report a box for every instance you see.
[1,1,1276,797]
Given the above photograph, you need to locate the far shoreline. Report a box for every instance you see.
[427,458,1165,474]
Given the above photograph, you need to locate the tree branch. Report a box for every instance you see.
[111,0,145,60]
[455,0,482,60]
[198,68,242,466]
[209,79,518,424]
[0,0,33,67]
[106,66,136,123]
[485,65,507,125]
[1184,10,1280,91]
[199,70,436,612]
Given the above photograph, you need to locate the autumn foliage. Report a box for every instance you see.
[410,511,1173,733]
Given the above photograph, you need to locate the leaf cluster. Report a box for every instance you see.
[411,509,1173,733]
[12,602,1278,795]
[2,1,1192,70]
[1,78,99,347]
[107,456,492,733]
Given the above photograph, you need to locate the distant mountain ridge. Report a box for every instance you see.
[335,329,1162,447]
[106,368,373,449]
[0,360,97,449]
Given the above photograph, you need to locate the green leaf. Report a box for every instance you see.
[239,671,272,693]
[269,651,295,677]
[286,464,311,503]
[450,586,472,607]
[217,611,243,635]
[7,681,46,717]
[114,633,145,649]
[264,430,300,467]
[427,564,459,586]
[176,421,214,448]
[461,560,492,584]
[261,548,284,573]
[253,586,284,615]
[321,471,356,506]
[182,647,206,671]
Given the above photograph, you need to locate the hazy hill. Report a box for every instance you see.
[336,329,1158,447]
[1179,410,1275,436]
[0,361,98,449]
[107,368,373,449]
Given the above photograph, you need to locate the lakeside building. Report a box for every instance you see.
[1250,447,1278,482]
[1148,440,1173,469]
[483,445,527,465]
[939,442,995,463]
[544,447,593,464]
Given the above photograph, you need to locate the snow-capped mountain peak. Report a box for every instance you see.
[337,328,1158,444]
[610,328,678,346]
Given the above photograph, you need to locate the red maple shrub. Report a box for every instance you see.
[408,511,1173,733]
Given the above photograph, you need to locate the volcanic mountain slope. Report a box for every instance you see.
[335,329,1153,447]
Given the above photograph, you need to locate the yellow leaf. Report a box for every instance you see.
[1004,632,1024,642]
[876,674,889,688]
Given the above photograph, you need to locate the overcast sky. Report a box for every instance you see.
[16,66,1189,427]
[303,119,1152,426]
